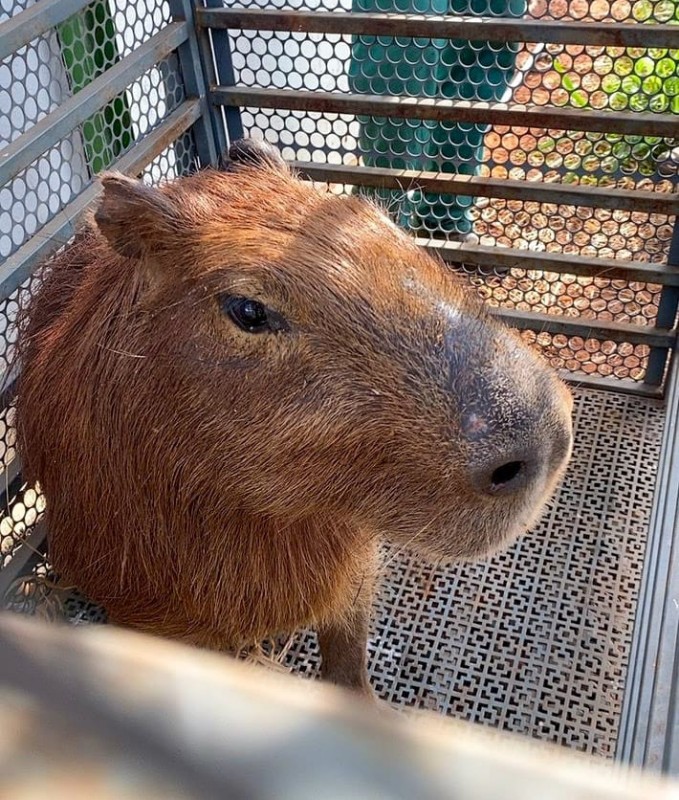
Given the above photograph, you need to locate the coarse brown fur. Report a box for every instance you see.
[16,141,573,692]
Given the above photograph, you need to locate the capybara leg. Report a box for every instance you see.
[318,617,371,694]
[318,593,373,696]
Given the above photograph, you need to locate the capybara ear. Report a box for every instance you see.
[220,137,287,173]
[94,172,178,260]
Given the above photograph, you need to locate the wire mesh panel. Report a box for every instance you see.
[1,0,89,262]
[0,0,196,259]
[0,0,214,584]
[198,0,679,392]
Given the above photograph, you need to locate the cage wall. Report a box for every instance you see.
[196,0,679,393]
[1,0,679,773]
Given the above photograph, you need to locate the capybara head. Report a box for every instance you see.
[18,141,572,577]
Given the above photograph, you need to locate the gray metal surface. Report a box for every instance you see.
[197,0,244,151]
[3,614,679,800]
[2,387,666,759]
[618,354,679,774]
[167,0,219,168]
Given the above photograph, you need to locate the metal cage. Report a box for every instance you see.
[0,0,678,778]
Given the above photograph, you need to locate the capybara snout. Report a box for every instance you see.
[434,310,573,558]
[325,277,574,561]
[16,138,572,693]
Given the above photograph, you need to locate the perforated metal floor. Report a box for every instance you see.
[277,387,666,757]
[2,386,665,758]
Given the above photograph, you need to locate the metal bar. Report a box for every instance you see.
[617,353,679,775]
[213,87,679,139]
[4,612,679,800]
[0,0,91,63]
[492,307,675,347]
[0,457,21,500]
[559,372,664,398]
[0,368,18,411]
[196,8,679,48]
[0,21,189,190]
[114,100,202,174]
[198,0,243,156]
[167,0,219,168]
[0,99,201,304]
[423,239,679,286]
[294,162,679,215]
[645,221,679,386]
[194,2,228,157]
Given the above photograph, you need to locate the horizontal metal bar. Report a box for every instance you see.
[214,87,679,139]
[492,306,675,347]
[294,162,679,215]
[196,8,679,48]
[0,21,189,190]
[422,239,679,285]
[0,98,201,304]
[0,0,91,63]
[0,520,47,599]
[560,371,664,398]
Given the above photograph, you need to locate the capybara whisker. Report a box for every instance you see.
[95,343,147,359]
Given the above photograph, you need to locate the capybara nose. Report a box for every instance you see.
[467,415,573,497]
[470,454,537,496]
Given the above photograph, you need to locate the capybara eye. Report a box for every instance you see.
[220,295,269,332]
[218,294,288,334]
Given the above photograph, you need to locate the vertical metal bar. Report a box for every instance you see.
[645,218,679,390]
[617,342,679,774]
[168,0,219,168]
[195,0,244,158]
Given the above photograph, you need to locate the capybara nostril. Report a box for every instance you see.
[471,456,534,496]
[490,460,525,492]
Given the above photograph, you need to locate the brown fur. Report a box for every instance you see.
[16,144,572,691]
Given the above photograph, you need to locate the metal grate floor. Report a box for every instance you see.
[280,386,666,757]
[2,386,666,758]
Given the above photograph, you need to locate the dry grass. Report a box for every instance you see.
[5,572,297,676]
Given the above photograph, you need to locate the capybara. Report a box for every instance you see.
[16,139,573,696]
